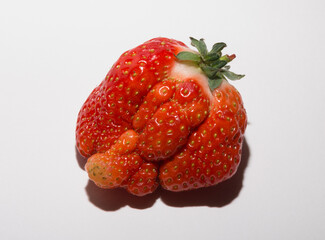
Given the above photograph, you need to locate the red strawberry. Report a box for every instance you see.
[76,37,246,196]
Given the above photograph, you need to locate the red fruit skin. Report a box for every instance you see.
[126,162,159,196]
[85,130,143,189]
[132,80,176,131]
[76,38,187,157]
[86,152,143,189]
[77,37,247,196]
[137,80,210,161]
[159,80,247,191]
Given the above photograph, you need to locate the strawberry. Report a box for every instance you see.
[76,37,246,196]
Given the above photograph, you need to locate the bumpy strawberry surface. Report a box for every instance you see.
[159,81,246,191]
[76,37,247,196]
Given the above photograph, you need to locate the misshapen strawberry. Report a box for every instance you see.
[76,37,246,196]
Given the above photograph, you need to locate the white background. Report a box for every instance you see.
[1,0,325,239]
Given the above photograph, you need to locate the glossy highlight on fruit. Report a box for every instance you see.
[76,37,247,196]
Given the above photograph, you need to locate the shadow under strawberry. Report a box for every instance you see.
[75,146,87,171]
[85,180,160,211]
[79,138,249,210]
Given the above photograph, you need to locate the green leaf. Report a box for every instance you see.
[216,71,224,79]
[221,70,245,80]
[200,64,219,79]
[210,42,227,54]
[203,52,220,62]
[208,78,223,90]
[176,51,201,62]
[210,60,228,69]
[190,37,208,56]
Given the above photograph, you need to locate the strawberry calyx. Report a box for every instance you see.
[176,37,245,90]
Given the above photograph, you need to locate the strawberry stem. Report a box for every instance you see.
[176,37,244,90]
